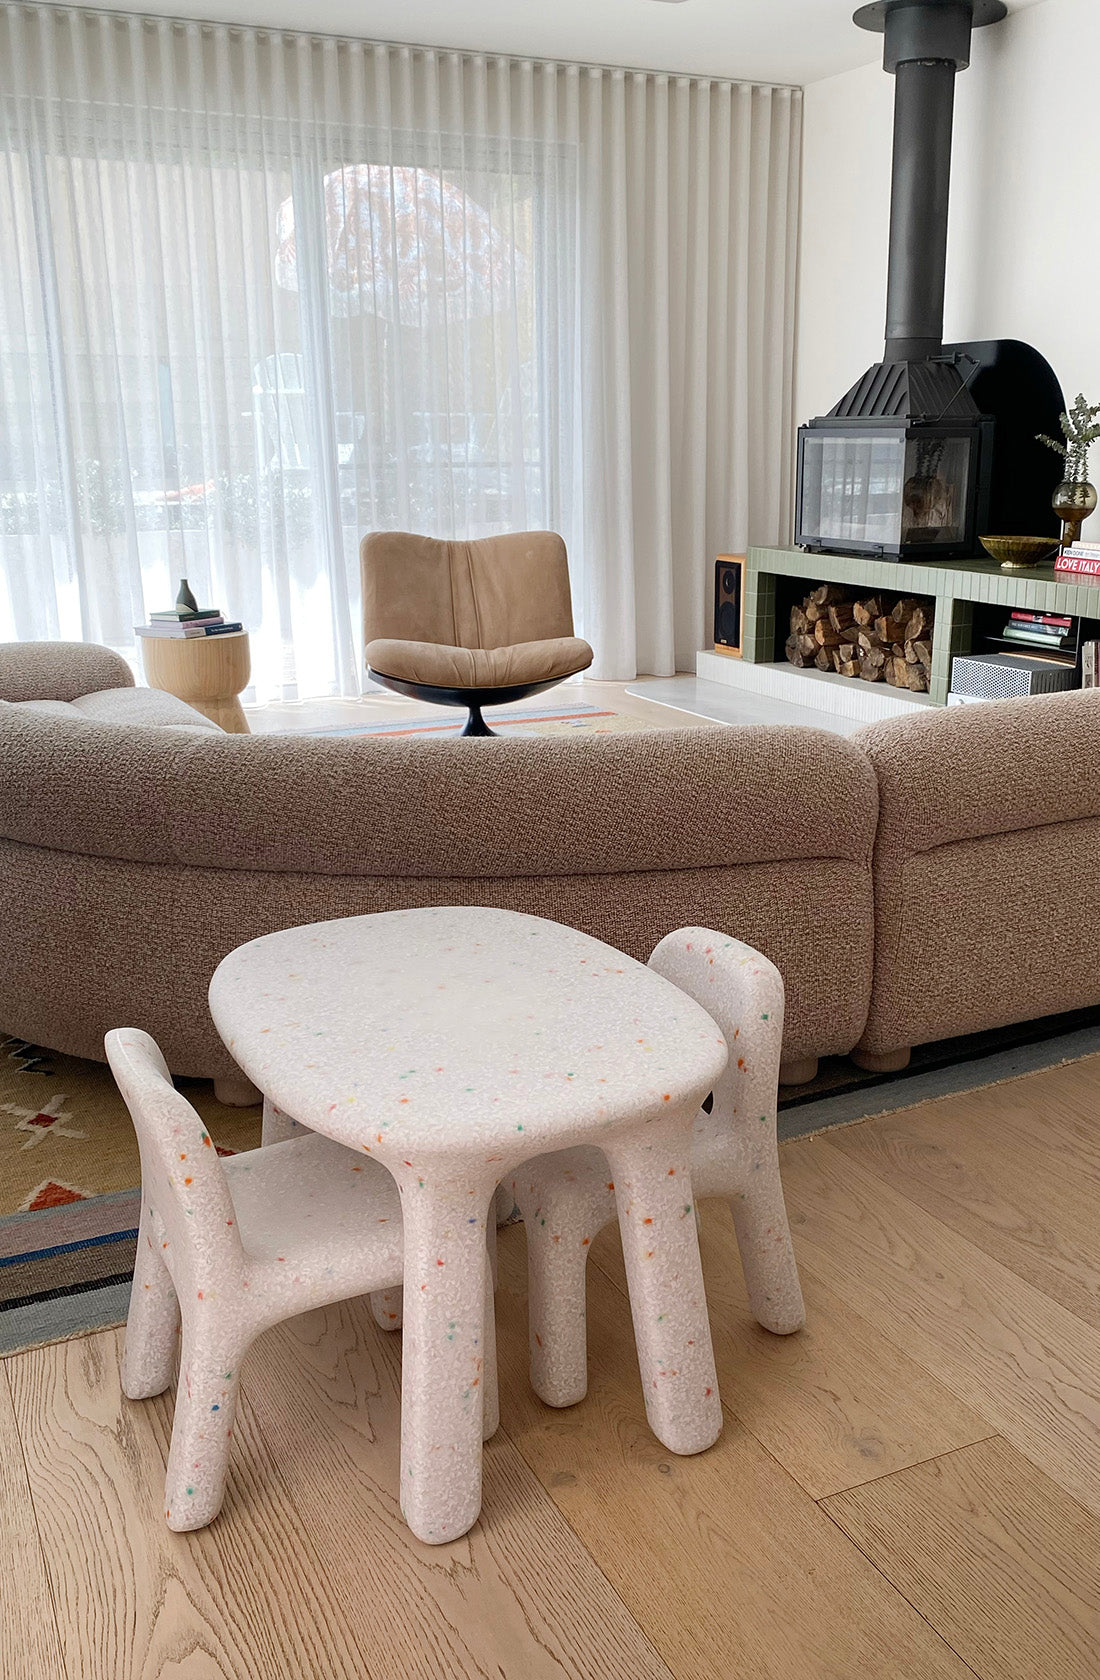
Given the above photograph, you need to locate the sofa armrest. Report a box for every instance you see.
[852,687,1100,858]
[0,641,134,704]
[0,713,878,878]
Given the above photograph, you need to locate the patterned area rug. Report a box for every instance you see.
[0,1038,259,1356]
[294,700,656,737]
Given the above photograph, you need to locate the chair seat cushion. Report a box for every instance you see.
[366,635,594,691]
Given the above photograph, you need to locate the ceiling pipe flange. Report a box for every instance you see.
[855,0,1007,71]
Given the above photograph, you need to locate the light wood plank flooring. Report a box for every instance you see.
[4,1055,1100,1679]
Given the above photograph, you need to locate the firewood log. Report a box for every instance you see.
[809,583,848,607]
[905,604,933,640]
[828,602,856,632]
[889,654,910,687]
[790,604,810,636]
[836,658,863,678]
[785,634,813,667]
[838,639,860,663]
[852,596,883,627]
[911,638,934,670]
[814,620,843,648]
[797,632,818,659]
[814,648,832,671]
[905,663,929,692]
[860,651,885,681]
[875,615,905,645]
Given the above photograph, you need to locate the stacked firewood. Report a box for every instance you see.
[785,584,934,692]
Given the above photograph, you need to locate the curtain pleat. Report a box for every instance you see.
[0,4,800,694]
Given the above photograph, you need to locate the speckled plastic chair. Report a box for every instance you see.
[107,1027,498,1532]
[509,930,806,1407]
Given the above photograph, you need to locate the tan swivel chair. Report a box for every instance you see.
[361,531,594,735]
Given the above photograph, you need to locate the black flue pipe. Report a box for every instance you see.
[854,0,1007,361]
[884,57,956,360]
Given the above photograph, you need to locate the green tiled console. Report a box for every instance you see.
[743,546,1100,706]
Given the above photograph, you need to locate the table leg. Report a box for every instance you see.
[394,1166,497,1544]
[603,1113,722,1456]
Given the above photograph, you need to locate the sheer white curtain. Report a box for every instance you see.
[0,5,800,695]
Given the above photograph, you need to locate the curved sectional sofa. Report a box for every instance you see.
[2,638,1099,1098]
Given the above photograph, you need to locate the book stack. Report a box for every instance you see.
[999,610,1075,652]
[1055,540,1100,576]
[135,604,242,639]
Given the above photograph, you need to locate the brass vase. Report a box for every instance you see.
[1053,479,1098,550]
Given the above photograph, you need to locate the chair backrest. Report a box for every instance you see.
[105,1028,244,1291]
[361,531,575,652]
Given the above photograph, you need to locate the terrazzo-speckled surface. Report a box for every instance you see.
[208,906,728,1541]
[209,906,728,1158]
[107,1028,407,1533]
[511,930,805,1409]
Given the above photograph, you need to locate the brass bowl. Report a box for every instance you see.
[979,534,1061,570]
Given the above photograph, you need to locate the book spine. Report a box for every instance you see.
[1001,627,1071,646]
[202,622,243,636]
[1055,555,1100,575]
[1008,612,1073,627]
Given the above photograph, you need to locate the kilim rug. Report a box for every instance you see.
[0,1039,260,1357]
[288,699,657,738]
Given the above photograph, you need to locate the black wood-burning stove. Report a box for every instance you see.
[796,0,1006,561]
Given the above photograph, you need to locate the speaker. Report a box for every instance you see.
[949,651,1076,701]
[713,556,745,657]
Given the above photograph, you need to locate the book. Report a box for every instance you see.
[150,607,221,623]
[1008,611,1073,628]
[135,620,241,639]
[1055,553,1100,575]
[1000,624,1072,648]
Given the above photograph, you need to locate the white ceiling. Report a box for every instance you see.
[74,0,1049,87]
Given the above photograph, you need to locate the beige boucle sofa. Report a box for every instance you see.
[2,639,1099,1096]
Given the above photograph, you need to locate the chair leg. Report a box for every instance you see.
[369,1286,403,1330]
[460,703,495,737]
[522,1192,593,1408]
[512,1150,615,1408]
[482,1233,500,1443]
[728,1152,806,1336]
[164,1319,247,1532]
[603,1115,723,1457]
[122,1203,180,1400]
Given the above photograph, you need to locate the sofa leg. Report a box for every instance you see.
[213,1072,261,1107]
[778,1056,818,1086]
[850,1046,911,1074]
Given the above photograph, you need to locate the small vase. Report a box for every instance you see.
[175,577,199,612]
[1052,479,1098,551]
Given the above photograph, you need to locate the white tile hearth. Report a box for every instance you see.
[625,674,866,737]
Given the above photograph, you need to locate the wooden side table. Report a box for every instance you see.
[141,630,251,734]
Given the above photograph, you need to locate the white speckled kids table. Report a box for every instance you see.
[208,905,727,1543]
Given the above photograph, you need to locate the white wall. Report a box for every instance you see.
[796,0,1100,432]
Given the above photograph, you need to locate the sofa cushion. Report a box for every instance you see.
[0,640,134,702]
[366,635,594,690]
[852,686,1100,857]
[4,687,218,731]
[0,710,877,881]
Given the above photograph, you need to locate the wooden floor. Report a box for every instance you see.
[5,1055,1100,1680]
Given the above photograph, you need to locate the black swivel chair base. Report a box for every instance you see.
[367,669,575,736]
